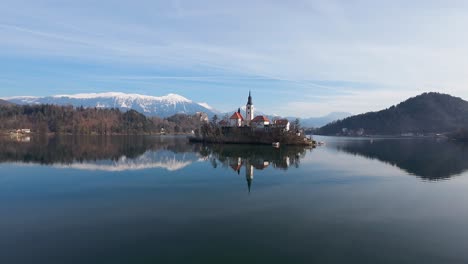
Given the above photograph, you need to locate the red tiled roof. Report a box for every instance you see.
[230,163,242,172]
[251,115,270,122]
[230,112,244,120]
[274,119,289,125]
[253,163,269,170]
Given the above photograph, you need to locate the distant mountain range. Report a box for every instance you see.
[225,107,350,128]
[318,92,468,136]
[4,92,219,118]
[290,112,351,128]
[3,92,347,127]
[5,91,468,134]
[0,99,14,106]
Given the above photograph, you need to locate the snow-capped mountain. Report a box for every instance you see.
[0,99,14,106]
[5,92,219,117]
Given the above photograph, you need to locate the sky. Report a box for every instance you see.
[1,0,468,117]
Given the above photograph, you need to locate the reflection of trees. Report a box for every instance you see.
[335,139,468,180]
[0,136,201,165]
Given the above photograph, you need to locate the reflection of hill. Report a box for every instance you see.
[334,139,468,180]
[0,136,201,171]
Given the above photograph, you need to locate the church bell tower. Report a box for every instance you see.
[246,91,254,125]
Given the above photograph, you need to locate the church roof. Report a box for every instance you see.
[253,162,270,170]
[230,112,244,120]
[274,119,290,126]
[230,163,242,172]
[252,115,270,123]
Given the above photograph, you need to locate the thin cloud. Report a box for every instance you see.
[1,0,468,116]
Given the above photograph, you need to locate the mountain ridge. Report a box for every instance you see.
[0,99,14,106]
[317,92,468,136]
[288,112,352,128]
[4,92,347,126]
[4,92,219,118]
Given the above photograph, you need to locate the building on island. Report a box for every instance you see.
[251,115,270,129]
[229,109,244,127]
[273,119,290,132]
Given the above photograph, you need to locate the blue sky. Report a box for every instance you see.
[1,0,468,117]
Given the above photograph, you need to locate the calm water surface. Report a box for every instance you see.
[2,135,468,263]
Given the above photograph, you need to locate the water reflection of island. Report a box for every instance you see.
[0,136,310,178]
[0,136,202,171]
[198,144,309,192]
[333,138,468,180]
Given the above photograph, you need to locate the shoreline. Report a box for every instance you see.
[313,134,448,139]
[188,136,315,146]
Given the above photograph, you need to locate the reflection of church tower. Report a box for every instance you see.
[246,91,254,126]
[245,163,254,193]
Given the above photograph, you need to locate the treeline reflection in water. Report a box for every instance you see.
[3,135,468,181]
[330,137,468,180]
[0,136,309,173]
[0,136,202,171]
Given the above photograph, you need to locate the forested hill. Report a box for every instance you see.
[317,92,468,136]
[0,104,207,135]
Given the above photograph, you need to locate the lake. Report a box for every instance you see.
[2,135,468,263]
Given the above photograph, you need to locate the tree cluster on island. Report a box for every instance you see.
[191,115,313,145]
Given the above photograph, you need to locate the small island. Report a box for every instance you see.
[189,92,315,146]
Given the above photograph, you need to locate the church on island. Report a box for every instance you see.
[221,91,290,131]
[190,91,314,145]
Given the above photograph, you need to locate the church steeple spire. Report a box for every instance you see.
[247,90,252,105]
[245,91,254,125]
